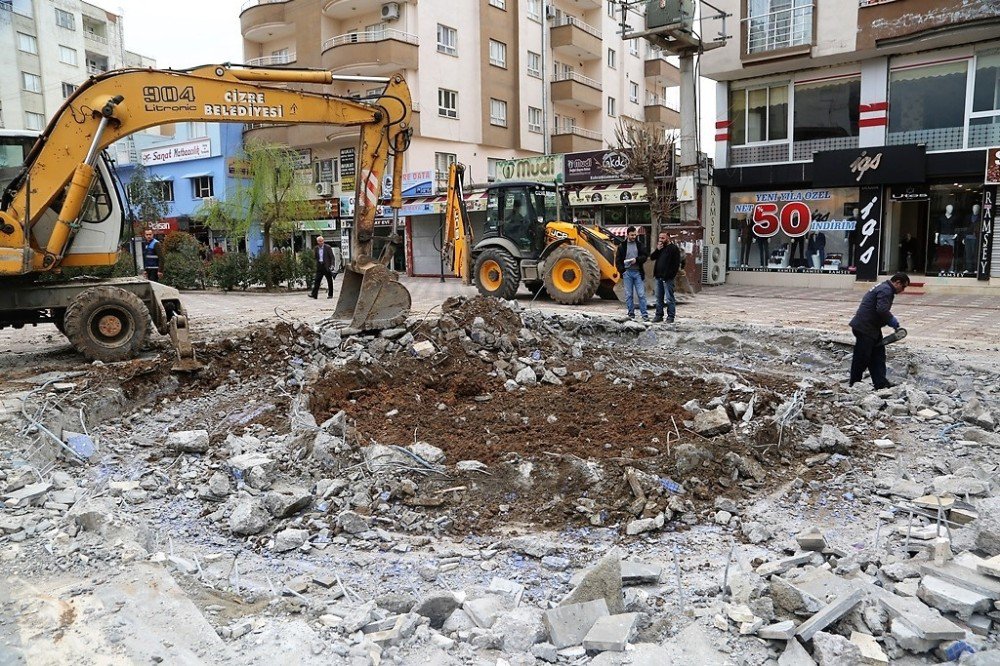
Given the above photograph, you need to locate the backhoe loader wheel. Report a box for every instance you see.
[473,249,519,300]
[543,245,600,305]
[53,308,67,336]
[64,286,150,363]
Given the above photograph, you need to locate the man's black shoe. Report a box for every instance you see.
[308,294,317,299]
[327,294,334,299]
[652,316,664,323]
[875,381,896,389]
[666,318,674,323]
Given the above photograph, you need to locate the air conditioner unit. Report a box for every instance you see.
[380,2,400,21]
[316,181,333,197]
[701,243,727,285]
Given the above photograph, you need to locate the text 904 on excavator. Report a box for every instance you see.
[442,163,622,304]
[0,63,414,369]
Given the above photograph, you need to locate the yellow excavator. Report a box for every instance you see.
[0,64,413,368]
[442,163,621,303]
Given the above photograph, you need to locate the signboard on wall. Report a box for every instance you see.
[979,186,995,281]
[291,148,312,170]
[141,138,212,166]
[855,185,883,281]
[339,147,356,193]
[496,155,564,183]
[564,150,636,184]
[383,171,434,198]
[985,147,1000,186]
[732,189,858,238]
[813,145,925,187]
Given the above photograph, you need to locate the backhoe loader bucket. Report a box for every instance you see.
[169,315,204,373]
[334,262,411,330]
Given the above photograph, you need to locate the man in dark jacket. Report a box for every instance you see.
[849,272,909,388]
[309,236,337,299]
[649,231,680,323]
[142,229,162,282]
[615,226,649,321]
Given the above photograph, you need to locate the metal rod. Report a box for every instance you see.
[83,116,111,165]
[329,75,391,83]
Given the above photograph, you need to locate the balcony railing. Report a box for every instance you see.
[84,31,108,45]
[323,28,418,50]
[551,70,600,89]
[247,53,296,66]
[553,126,601,140]
[551,15,601,39]
[240,0,287,12]
[743,3,813,54]
[87,66,107,76]
[644,94,674,108]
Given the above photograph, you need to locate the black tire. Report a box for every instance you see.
[543,245,600,305]
[473,248,520,300]
[53,308,67,335]
[63,286,150,363]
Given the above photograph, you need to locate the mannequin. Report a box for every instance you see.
[737,217,752,267]
[964,204,981,275]
[847,207,861,267]
[937,204,959,271]
[756,235,769,267]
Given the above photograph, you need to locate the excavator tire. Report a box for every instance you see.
[474,248,520,300]
[543,245,600,305]
[63,286,150,363]
[53,308,67,335]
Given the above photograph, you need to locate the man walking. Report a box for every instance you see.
[310,236,337,299]
[649,231,680,323]
[615,226,649,321]
[849,272,909,389]
[142,229,162,282]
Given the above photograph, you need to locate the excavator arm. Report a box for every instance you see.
[441,162,474,285]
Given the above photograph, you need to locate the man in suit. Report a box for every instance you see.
[310,236,337,299]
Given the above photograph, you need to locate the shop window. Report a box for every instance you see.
[970,51,1000,148]
[729,84,788,146]
[888,61,968,151]
[923,183,983,277]
[793,76,859,144]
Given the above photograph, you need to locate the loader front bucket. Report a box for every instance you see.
[334,262,411,330]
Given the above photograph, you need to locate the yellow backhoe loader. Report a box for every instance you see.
[0,64,413,368]
[442,163,621,304]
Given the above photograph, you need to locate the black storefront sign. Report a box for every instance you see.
[564,149,637,184]
[979,186,996,281]
[855,185,883,282]
[890,184,929,201]
[813,145,926,188]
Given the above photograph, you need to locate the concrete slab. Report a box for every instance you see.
[795,589,864,641]
[978,555,1000,579]
[777,638,816,666]
[758,619,797,640]
[620,561,662,585]
[756,553,816,577]
[917,575,992,619]
[543,598,609,649]
[582,613,639,652]
[920,556,1000,600]
[879,592,965,640]
[849,631,888,665]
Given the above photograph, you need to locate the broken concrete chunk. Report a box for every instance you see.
[559,550,625,614]
[693,405,731,437]
[336,510,368,535]
[756,552,816,577]
[811,631,862,666]
[888,618,938,653]
[582,613,638,653]
[918,574,991,619]
[887,479,926,500]
[412,340,435,358]
[263,486,313,518]
[167,429,209,453]
[920,555,1000,600]
[778,638,816,666]
[796,526,827,552]
[543,598,609,649]
[758,619,796,640]
[620,561,661,586]
[974,497,1000,556]
[849,631,888,665]
[464,594,513,629]
[273,528,308,552]
[229,497,269,536]
[879,592,966,640]
[931,474,990,497]
[978,554,1000,579]
[795,589,864,641]
[625,513,664,536]
[3,482,51,507]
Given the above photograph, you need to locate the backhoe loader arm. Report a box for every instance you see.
[441,162,473,284]
[0,64,411,276]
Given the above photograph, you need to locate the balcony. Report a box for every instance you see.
[550,16,602,61]
[743,3,813,58]
[84,31,108,45]
[644,57,680,87]
[551,71,602,111]
[322,0,389,19]
[643,98,680,127]
[244,123,347,149]
[322,29,419,75]
[551,127,602,153]
[241,0,295,43]
[246,52,297,66]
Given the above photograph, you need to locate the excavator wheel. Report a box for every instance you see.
[473,248,519,300]
[543,245,600,305]
[52,308,67,336]
[63,286,150,363]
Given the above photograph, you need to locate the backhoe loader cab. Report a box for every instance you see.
[483,182,559,256]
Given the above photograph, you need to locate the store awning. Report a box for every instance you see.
[180,172,213,179]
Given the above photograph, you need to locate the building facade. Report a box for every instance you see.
[0,0,153,132]
[701,0,1000,293]
[238,0,680,275]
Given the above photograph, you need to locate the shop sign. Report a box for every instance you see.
[564,150,635,183]
[890,185,929,201]
[141,138,212,166]
[733,190,857,238]
[339,148,356,193]
[383,171,434,198]
[979,186,995,281]
[496,155,564,183]
[813,145,925,187]
[147,218,180,233]
[855,185,883,281]
[291,148,312,170]
[340,228,351,262]
[340,196,355,218]
[226,157,251,178]
[985,147,1000,186]
[858,0,900,6]
[567,186,646,205]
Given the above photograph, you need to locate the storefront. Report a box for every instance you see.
[715,144,999,289]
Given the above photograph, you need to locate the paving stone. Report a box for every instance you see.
[777,638,816,666]
[795,589,864,641]
[620,561,662,585]
[582,613,639,653]
[543,598,609,649]
[917,575,992,619]
[849,631,888,665]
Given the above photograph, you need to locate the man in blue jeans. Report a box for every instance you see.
[849,272,909,388]
[614,226,649,321]
[649,231,680,323]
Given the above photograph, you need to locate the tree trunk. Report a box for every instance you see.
[262,222,274,290]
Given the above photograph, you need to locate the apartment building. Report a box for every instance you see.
[239,0,680,275]
[0,0,154,132]
[702,0,1000,294]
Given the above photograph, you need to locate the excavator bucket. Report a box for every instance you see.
[168,315,204,373]
[334,263,411,330]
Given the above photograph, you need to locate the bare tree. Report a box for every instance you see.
[614,117,680,240]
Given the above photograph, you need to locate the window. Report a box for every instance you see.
[729,84,788,145]
[971,52,1000,148]
[21,72,41,93]
[888,61,968,151]
[188,122,207,137]
[365,22,387,40]
[608,1,616,17]
[438,88,458,118]
[437,24,457,56]
[745,0,813,55]
[435,152,456,190]
[55,7,75,30]
[487,158,501,181]
[192,176,214,199]
[793,77,859,142]
[17,33,37,54]
[62,82,78,98]
[490,99,508,127]
[59,45,77,66]
[527,51,541,78]
[489,0,506,8]
[629,81,639,103]
[630,40,639,57]
[527,0,541,21]
[528,106,543,133]
[608,48,617,69]
[489,40,507,68]
[154,180,175,202]
[314,158,336,184]
[607,96,617,117]
[25,112,45,131]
